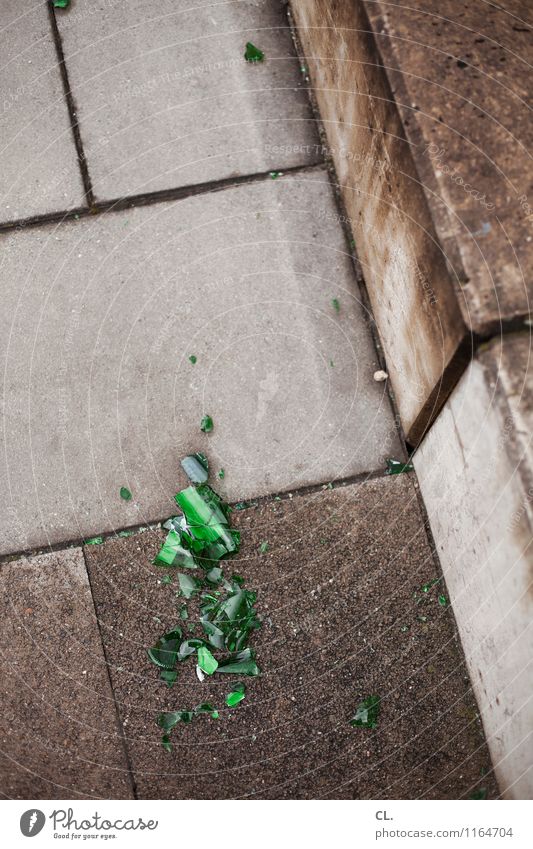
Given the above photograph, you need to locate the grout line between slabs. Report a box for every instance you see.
[0,162,324,234]
[47,0,95,207]
[0,468,397,565]
[81,545,139,800]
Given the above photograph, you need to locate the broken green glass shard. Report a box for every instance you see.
[422,578,440,593]
[160,669,178,687]
[160,574,172,585]
[259,541,269,553]
[120,486,132,501]
[469,787,488,800]
[158,710,193,732]
[200,415,214,433]
[331,298,340,312]
[118,529,134,538]
[350,695,381,729]
[189,354,197,364]
[194,702,219,718]
[147,628,182,670]
[244,42,265,62]
[84,536,104,545]
[269,171,281,179]
[438,594,448,607]
[181,453,209,484]
[175,485,239,558]
[197,645,219,675]
[53,0,70,7]
[179,604,188,620]
[215,648,260,676]
[226,682,246,707]
[218,468,225,480]
[178,572,202,599]
[178,638,206,661]
[206,566,223,584]
[386,458,414,475]
[153,529,197,569]
[161,734,172,753]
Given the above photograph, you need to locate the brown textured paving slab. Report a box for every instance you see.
[365,0,532,333]
[55,0,319,200]
[84,475,497,799]
[1,1,85,222]
[0,548,133,799]
[0,168,399,557]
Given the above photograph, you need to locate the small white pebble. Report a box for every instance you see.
[373,369,388,382]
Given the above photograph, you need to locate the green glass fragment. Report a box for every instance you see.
[269,171,281,179]
[215,648,260,676]
[206,566,223,584]
[84,536,104,545]
[189,354,197,364]
[259,541,269,553]
[178,572,202,599]
[469,787,488,800]
[197,645,218,675]
[53,0,70,7]
[160,669,178,687]
[161,574,172,585]
[438,594,448,607]
[177,638,205,661]
[158,710,193,732]
[226,682,246,707]
[386,458,414,475]
[244,42,265,62]
[175,485,239,558]
[195,702,218,718]
[120,486,132,501]
[118,529,134,538]
[218,468,225,479]
[181,453,209,484]
[147,628,182,670]
[187,622,196,633]
[179,604,188,620]
[331,298,340,312]
[153,529,197,569]
[200,414,214,433]
[350,695,380,729]
[329,359,335,367]
[161,734,172,753]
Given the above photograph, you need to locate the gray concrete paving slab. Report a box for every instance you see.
[0,547,133,799]
[84,475,497,799]
[0,1,85,222]
[55,0,320,200]
[0,168,400,556]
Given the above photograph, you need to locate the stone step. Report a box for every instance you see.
[290,0,532,443]
[414,333,533,798]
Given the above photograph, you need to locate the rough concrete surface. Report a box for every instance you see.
[0,1,85,222]
[0,168,400,557]
[414,333,533,798]
[55,0,320,200]
[366,0,533,333]
[0,548,133,799]
[84,476,496,799]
